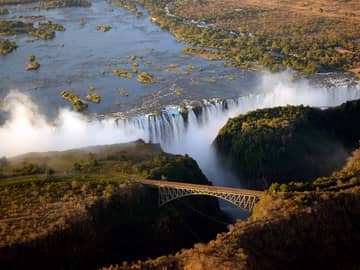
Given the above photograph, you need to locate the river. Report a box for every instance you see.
[0,0,260,118]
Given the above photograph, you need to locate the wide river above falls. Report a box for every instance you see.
[0,0,266,118]
[1,0,357,117]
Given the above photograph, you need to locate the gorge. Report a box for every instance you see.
[1,0,360,269]
[1,74,359,189]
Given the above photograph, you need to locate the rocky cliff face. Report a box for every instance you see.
[104,147,360,270]
[1,185,227,270]
[104,188,360,270]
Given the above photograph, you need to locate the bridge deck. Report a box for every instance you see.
[132,179,263,197]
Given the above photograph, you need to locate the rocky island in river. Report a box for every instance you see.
[0,0,360,269]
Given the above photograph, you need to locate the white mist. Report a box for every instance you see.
[0,73,359,188]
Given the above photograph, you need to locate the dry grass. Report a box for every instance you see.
[0,141,208,248]
[172,0,360,23]
[169,0,360,37]
[0,179,115,247]
[101,145,360,270]
[167,0,360,72]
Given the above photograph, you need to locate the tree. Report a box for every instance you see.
[0,156,8,168]
[304,61,318,74]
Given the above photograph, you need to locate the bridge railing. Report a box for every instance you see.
[131,178,263,211]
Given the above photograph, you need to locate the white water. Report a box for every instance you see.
[1,72,359,187]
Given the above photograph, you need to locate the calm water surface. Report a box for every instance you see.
[0,0,259,117]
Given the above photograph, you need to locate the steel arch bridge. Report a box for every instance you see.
[133,179,263,211]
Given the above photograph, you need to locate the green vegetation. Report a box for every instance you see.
[38,0,91,10]
[132,60,139,67]
[137,71,155,83]
[214,99,360,186]
[102,143,360,270]
[112,0,142,17]
[38,20,65,31]
[25,61,40,71]
[0,20,33,35]
[60,90,88,112]
[1,1,360,268]
[0,39,16,55]
[28,27,55,39]
[85,93,101,103]
[268,148,360,193]
[0,19,65,41]
[96,24,112,32]
[0,7,9,15]
[113,68,133,79]
[182,47,222,61]
[0,141,211,186]
[130,0,360,75]
[25,53,40,71]
[0,141,225,269]
[18,15,46,20]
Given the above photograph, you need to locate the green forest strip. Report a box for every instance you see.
[132,0,360,76]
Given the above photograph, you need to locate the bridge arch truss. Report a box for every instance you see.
[158,186,259,211]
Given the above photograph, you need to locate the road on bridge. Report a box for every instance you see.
[132,178,263,197]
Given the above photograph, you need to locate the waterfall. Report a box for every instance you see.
[115,84,360,152]
[1,81,360,188]
[106,84,360,187]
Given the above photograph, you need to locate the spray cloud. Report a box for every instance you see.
[0,73,359,186]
